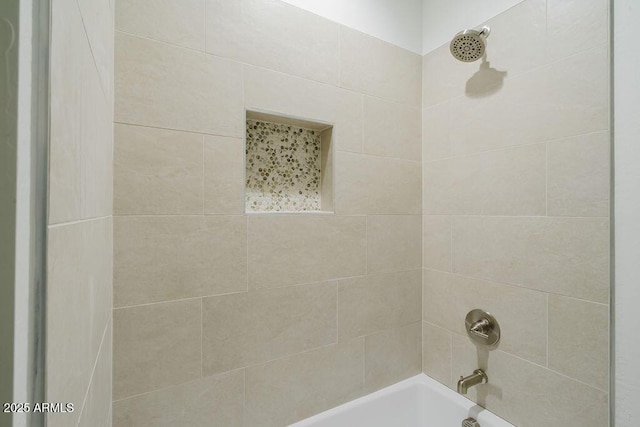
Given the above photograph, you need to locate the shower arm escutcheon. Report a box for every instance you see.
[465,309,501,347]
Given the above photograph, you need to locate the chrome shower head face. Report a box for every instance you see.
[450,27,490,62]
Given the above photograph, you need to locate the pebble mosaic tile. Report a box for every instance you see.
[246,119,321,212]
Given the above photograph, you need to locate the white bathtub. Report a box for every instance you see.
[290,374,514,427]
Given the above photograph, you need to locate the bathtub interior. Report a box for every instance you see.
[290,374,514,427]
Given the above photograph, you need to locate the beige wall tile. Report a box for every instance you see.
[423,215,452,272]
[202,281,337,375]
[243,66,363,154]
[479,0,546,78]
[114,124,204,215]
[422,45,476,109]
[46,218,112,427]
[81,93,113,221]
[336,152,421,214]
[367,215,421,275]
[245,339,364,427]
[450,45,609,156]
[453,216,609,303]
[547,0,609,62]
[114,216,247,307]
[549,295,609,391]
[77,321,112,427]
[335,91,365,154]
[547,131,610,217]
[115,0,205,51]
[205,0,339,84]
[452,335,608,427]
[338,270,422,340]
[50,0,113,224]
[363,96,421,161]
[423,0,546,108]
[542,43,610,137]
[49,0,114,424]
[204,136,244,214]
[243,65,333,122]
[78,0,114,101]
[422,322,452,386]
[423,269,547,365]
[115,32,243,137]
[364,323,422,393]
[113,371,244,427]
[247,215,366,289]
[422,101,451,162]
[423,143,547,215]
[113,299,201,400]
[341,27,421,106]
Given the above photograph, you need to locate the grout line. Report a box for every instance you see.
[113,274,420,310]
[335,281,340,344]
[113,30,421,108]
[113,120,424,165]
[447,98,453,158]
[338,26,342,89]
[113,120,243,140]
[342,320,423,344]
[336,146,423,164]
[545,293,549,368]
[545,142,549,216]
[245,213,250,291]
[420,320,424,373]
[115,211,407,217]
[74,0,110,101]
[48,215,112,229]
[422,268,610,306]
[114,294,229,311]
[113,367,247,403]
[360,94,365,154]
[75,315,111,424]
[202,136,205,215]
[449,330,453,387]
[421,213,609,220]
[502,346,608,393]
[242,368,247,425]
[364,216,368,275]
[450,216,454,272]
[545,0,549,36]
[259,269,421,293]
[196,339,360,384]
[115,29,207,54]
[422,129,610,165]
[200,298,204,378]
[112,269,384,309]
[114,213,371,218]
[362,336,366,390]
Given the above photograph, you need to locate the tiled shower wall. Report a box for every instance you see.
[421,0,610,426]
[112,0,422,425]
[46,0,114,426]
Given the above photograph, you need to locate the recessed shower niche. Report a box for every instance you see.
[245,111,334,213]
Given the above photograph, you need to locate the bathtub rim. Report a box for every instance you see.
[289,373,515,427]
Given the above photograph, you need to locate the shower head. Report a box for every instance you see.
[449,26,491,62]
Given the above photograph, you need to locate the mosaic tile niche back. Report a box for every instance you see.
[246,119,322,212]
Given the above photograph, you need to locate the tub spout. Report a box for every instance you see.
[457,369,488,394]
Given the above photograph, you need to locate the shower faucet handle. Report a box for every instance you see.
[465,309,501,347]
[468,318,491,339]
